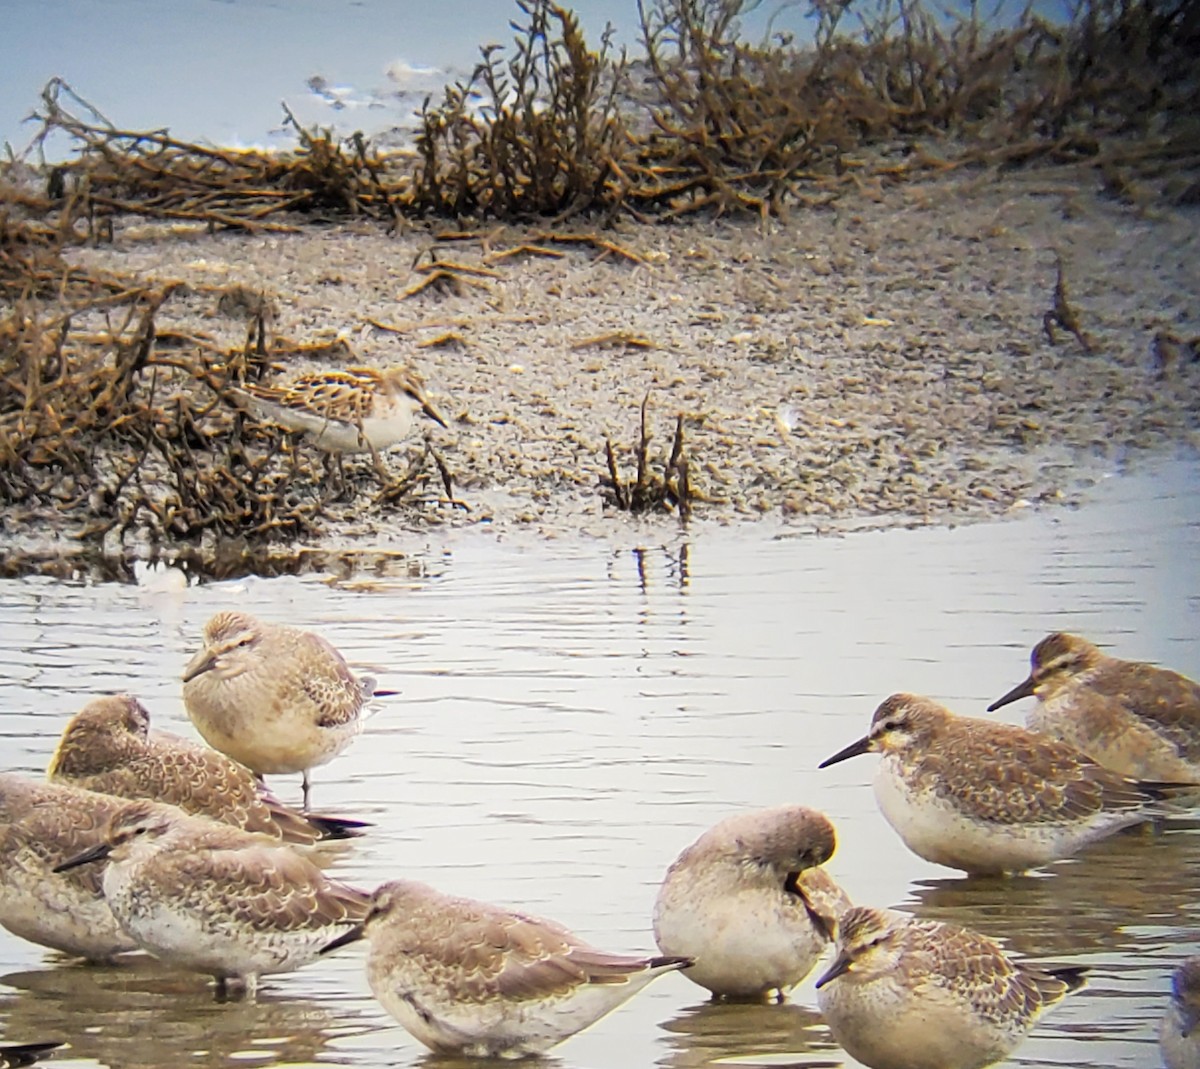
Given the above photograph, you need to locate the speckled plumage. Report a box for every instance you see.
[322,879,691,1058]
[820,693,1178,875]
[0,773,145,962]
[183,610,380,807]
[816,906,1084,1069]
[990,632,1200,782]
[54,800,369,996]
[235,365,446,454]
[653,805,851,1000]
[1162,956,1200,1069]
[47,693,364,846]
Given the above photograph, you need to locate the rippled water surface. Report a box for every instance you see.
[1,458,1198,1068]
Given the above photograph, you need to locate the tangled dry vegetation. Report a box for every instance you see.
[601,395,692,521]
[0,234,456,576]
[0,0,1196,572]
[7,0,1197,228]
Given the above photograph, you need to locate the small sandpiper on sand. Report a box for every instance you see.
[232,364,446,487]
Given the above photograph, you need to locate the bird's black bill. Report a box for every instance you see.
[1046,964,1089,994]
[422,400,449,429]
[987,675,1036,711]
[53,842,112,873]
[785,872,835,941]
[181,653,217,683]
[309,814,372,841]
[818,735,872,768]
[320,924,365,955]
[814,953,852,989]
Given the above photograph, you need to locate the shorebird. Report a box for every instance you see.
[47,693,367,846]
[653,805,851,1000]
[233,365,446,455]
[819,693,1181,875]
[816,905,1085,1069]
[0,773,144,962]
[321,878,692,1057]
[0,1043,65,1069]
[182,610,384,810]
[1163,956,1200,1069]
[989,632,1200,782]
[54,800,370,998]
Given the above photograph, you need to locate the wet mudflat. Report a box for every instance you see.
[0,457,1197,1068]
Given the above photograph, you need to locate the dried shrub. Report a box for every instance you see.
[634,0,1200,213]
[602,394,692,521]
[7,0,1198,229]
[0,288,325,550]
[411,1,632,219]
[22,80,411,234]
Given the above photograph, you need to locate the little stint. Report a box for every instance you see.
[653,805,851,1000]
[0,773,145,962]
[321,878,691,1057]
[182,610,384,809]
[55,799,370,997]
[819,692,1181,875]
[48,693,367,845]
[233,365,446,455]
[1162,956,1200,1069]
[989,631,1200,782]
[816,905,1085,1069]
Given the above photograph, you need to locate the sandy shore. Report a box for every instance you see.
[47,161,1200,560]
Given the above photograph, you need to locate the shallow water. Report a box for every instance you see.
[1,456,1198,1068]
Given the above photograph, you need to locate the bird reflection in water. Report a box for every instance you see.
[656,998,841,1069]
[0,958,366,1069]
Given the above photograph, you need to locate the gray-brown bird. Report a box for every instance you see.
[990,632,1200,783]
[182,611,386,809]
[47,693,366,845]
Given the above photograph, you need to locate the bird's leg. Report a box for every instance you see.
[302,769,312,813]
[368,443,391,485]
[215,974,256,1002]
[319,451,350,504]
[373,443,432,505]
